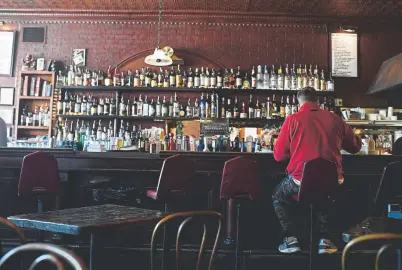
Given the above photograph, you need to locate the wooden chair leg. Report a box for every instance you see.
[235,203,240,270]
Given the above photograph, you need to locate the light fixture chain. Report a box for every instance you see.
[157,0,163,49]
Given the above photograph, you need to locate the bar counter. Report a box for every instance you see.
[0,148,400,253]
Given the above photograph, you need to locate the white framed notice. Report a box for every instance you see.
[331,33,358,77]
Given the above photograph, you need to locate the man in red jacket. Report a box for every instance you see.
[273,87,362,254]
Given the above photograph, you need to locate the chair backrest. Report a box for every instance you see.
[298,157,338,204]
[155,155,197,201]
[0,243,87,270]
[18,151,60,196]
[219,156,260,200]
[0,217,26,245]
[374,161,402,210]
[151,211,222,270]
[342,233,402,270]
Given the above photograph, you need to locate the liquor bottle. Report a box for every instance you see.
[272,94,277,116]
[242,73,250,89]
[143,95,149,116]
[110,97,116,116]
[291,95,298,115]
[126,99,132,116]
[95,120,102,140]
[285,95,292,117]
[280,96,286,118]
[320,70,327,91]
[98,98,104,116]
[216,69,222,89]
[186,99,192,117]
[156,96,162,117]
[182,70,188,88]
[187,68,194,88]
[263,65,269,90]
[256,65,263,89]
[90,71,97,86]
[302,64,308,88]
[104,98,110,116]
[140,67,146,87]
[223,69,230,89]
[326,72,335,91]
[86,95,92,115]
[221,97,226,119]
[307,65,314,88]
[205,93,210,118]
[158,68,164,87]
[144,67,151,87]
[176,65,183,88]
[67,65,75,86]
[113,67,120,87]
[80,95,87,115]
[240,102,247,119]
[137,94,143,116]
[132,97,138,116]
[162,96,168,117]
[193,98,200,118]
[69,94,76,115]
[119,96,126,116]
[321,97,327,110]
[283,64,290,90]
[251,66,257,89]
[91,98,97,116]
[163,70,170,88]
[98,70,104,86]
[248,94,254,118]
[57,92,63,115]
[290,64,297,90]
[296,64,303,90]
[149,99,156,117]
[133,70,140,87]
[277,65,284,90]
[210,68,217,88]
[168,96,174,117]
[313,65,320,90]
[210,93,216,118]
[194,68,200,88]
[151,72,158,88]
[200,67,206,88]
[233,96,239,118]
[83,69,91,86]
[120,71,125,87]
[104,66,112,86]
[126,70,133,86]
[229,68,236,89]
[74,67,82,86]
[173,93,179,117]
[270,65,277,90]
[255,98,261,118]
[204,67,210,88]
[266,96,272,119]
[226,98,232,119]
[200,93,206,118]
[235,66,242,89]
[178,104,185,117]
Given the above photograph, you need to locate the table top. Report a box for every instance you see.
[8,204,165,235]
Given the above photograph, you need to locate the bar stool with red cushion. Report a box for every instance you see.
[294,157,339,270]
[220,156,260,270]
[146,154,197,212]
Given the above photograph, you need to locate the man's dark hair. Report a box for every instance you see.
[297,87,317,103]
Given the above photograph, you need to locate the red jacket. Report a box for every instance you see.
[274,102,362,181]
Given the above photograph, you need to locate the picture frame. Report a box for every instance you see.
[0,87,14,106]
[36,58,45,71]
[0,108,14,125]
[0,31,16,76]
[72,49,86,67]
[331,32,359,78]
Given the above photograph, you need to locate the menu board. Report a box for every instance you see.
[331,33,358,77]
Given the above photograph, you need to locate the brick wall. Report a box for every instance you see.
[1,21,401,108]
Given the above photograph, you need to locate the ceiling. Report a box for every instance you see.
[1,0,402,21]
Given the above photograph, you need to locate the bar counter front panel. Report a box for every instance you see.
[0,149,399,251]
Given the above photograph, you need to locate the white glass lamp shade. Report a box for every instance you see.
[144,48,173,66]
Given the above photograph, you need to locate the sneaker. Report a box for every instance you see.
[278,236,301,254]
[318,239,338,254]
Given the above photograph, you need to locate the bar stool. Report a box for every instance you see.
[18,151,60,242]
[0,217,26,257]
[147,154,197,212]
[293,157,339,270]
[219,156,260,270]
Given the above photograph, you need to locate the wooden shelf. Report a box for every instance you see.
[19,96,52,100]
[20,70,53,75]
[17,126,49,130]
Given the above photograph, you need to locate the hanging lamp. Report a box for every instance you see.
[144,0,173,66]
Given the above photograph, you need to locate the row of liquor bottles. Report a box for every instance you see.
[19,104,51,127]
[57,64,335,91]
[57,92,336,120]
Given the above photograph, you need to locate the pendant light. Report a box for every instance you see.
[144,0,173,66]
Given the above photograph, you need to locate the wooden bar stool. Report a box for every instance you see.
[294,157,339,270]
[219,156,260,270]
[18,151,60,242]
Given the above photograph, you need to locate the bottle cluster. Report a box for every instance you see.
[20,104,51,127]
[57,64,334,91]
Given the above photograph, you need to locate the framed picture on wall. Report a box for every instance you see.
[36,58,45,70]
[72,49,86,67]
[0,108,14,125]
[331,32,358,77]
[0,87,14,106]
[0,31,16,76]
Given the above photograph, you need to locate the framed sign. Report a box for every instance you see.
[0,87,14,105]
[0,108,14,125]
[0,31,16,76]
[72,49,86,67]
[331,33,358,77]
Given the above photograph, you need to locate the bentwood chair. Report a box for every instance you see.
[342,233,402,270]
[151,211,222,270]
[0,217,26,257]
[293,157,339,270]
[219,156,260,270]
[0,243,87,270]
